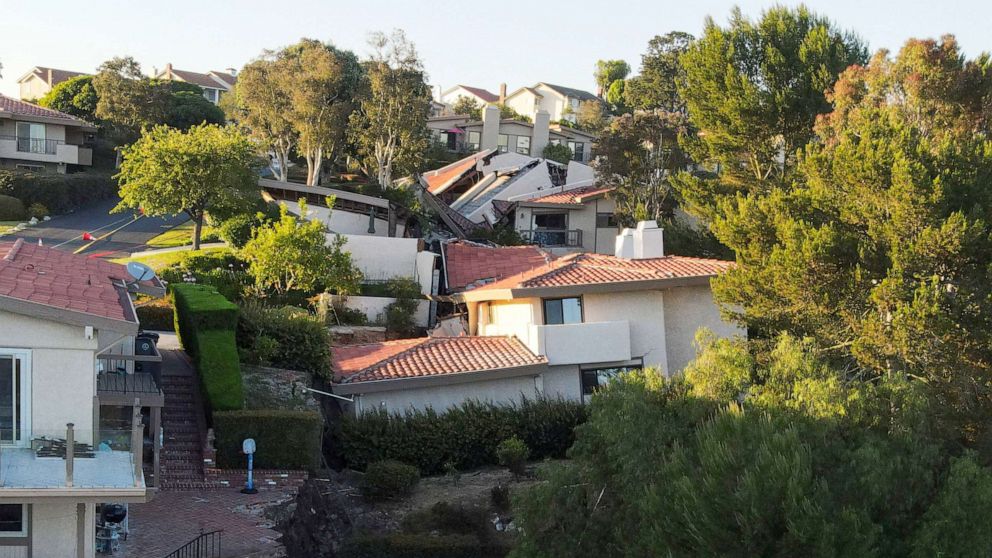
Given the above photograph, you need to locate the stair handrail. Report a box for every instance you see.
[161,529,222,558]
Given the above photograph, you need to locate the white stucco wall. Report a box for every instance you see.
[19,77,50,101]
[337,235,420,282]
[31,502,87,558]
[662,285,745,375]
[584,291,668,372]
[331,295,432,328]
[282,200,402,237]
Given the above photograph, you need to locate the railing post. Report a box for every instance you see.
[131,398,143,487]
[65,423,74,487]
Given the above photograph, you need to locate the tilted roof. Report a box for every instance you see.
[522,185,615,205]
[443,240,552,293]
[333,336,547,384]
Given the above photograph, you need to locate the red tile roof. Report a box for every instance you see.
[469,252,734,293]
[443,240,551,292]
[333,336,546,384]
[457,85,499,103]
[523,185,615,205]
[0,95,88,123]
[0,239,137,324]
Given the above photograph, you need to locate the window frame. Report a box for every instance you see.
[0,349,31,449]
[515,135,531,155]
[541,297,583,326]
[596,212,618,228]
[532,210,568,230]
[580,363,643,396]
[0,504,27,538]
[467,131,481,150]
[497,133,508,153]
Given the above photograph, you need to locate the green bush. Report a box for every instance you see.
[384,278,422,336]
[361,460,420,502]
[27,203,48,219]
[217,213,259,248]
[171,284,243,412]
[496,437,529,477]
[213,409,321,469]
[135,299,175,331]
[336,398,587,474]
[0,170,117,214]
[159,249,250,302]
[340,533,482,558]
[0,195,25,220]
[237,303,332,377]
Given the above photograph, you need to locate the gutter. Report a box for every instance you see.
[332,362,549,396]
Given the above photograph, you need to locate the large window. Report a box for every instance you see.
[581,364,642,396]
[15,122,48,154]
[533,212,567,230]
[0,505,25,537]
[596,212,618,228]
[467,131,481,150]
[0,350,29,447]
[515,136,531,155]
[567,141,585,161]
[543,297,582,325]
[497,134,508,153]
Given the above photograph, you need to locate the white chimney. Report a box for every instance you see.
[615,221,664,260]
[481,104,501,151]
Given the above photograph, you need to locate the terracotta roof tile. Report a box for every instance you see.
[443,240,551,292]
[0,240,136,323]
[333,336,546,384]
[472,252,735,292]
[523,185,615,205]
[0,95,88,123]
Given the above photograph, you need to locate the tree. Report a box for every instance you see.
[115,124,258,249]
[709,36,992,445]
[542,143,573,165]
[165,91,226,130]
[241,201,361,295]
[593,59,630,97]
[93,57,170,145]
[282,39,362,186]
[623,31,694,112]
[230,55,296,182]
[348,30,432,187]
[575,99,608,132]
[39,75,98,121]
[673,6,867,222]
[497,103,530,122]
[450,96,482,120]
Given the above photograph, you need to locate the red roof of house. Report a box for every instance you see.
[0,239,136,324]
[470,252,734,292]
[333,336,546,384]
[457,85,499,103]
[524,185,615,205]
[443,240,551,292]
[0,95,88,123]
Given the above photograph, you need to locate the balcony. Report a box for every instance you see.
[96,350,165,408]
[519,229,583,248]
[0,135,94,166]
[528,320,631,365]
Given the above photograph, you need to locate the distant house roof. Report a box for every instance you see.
[0,95,95,127]
[0,239,163,333]
[452,85,499,103]
[157,65,234,90]
[537,83,599,102]
[442,240,552,293]
[332,336,547,386]
[16,67,88,86]
[458,252,735,301]
[521,185,615,205]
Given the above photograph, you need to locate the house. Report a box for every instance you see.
[0,95,96,173]
[438,85,500,109]
[427,104,597,163]
[504,184,618,254]
[16,67,88,101]
[331,221,744,413]
[154,63,237,105]
[502,83,601,124]
[0,239,166,556]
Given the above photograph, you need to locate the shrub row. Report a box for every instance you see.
[135,299,176,332]
[172,283,243,412]
[237,303,332,378]
[336,397,587,474]
[0,170,117,214]
[213,409,321,470]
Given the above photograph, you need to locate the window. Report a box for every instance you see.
[543,297,582,325]
[467,131,481,150]
[568,141,585,161]
[444,132,458,151]
[0,505,25,537]
[596,212,618,228]
[581,365,642,395]
[0,350,29,447]
[15,122,48,154]
[14,164,43,173]
[203,88,219,103]
[515,136,531,155]
[533,212,567,230]
[497,134,508,153]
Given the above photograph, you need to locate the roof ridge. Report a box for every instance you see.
[343,337,438,382]
[2,238,24,262]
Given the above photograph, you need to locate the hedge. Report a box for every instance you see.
[336,397,587,474]
[172,283,243,412]
[0,170,117,214]
[213,409,321,470]
[237,303,332,377]
[0,195,25,220]
[135,299,175,331]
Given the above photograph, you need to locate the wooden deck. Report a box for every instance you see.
[97,373,165,407]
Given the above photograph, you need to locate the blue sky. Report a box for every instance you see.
[0,0,988,99]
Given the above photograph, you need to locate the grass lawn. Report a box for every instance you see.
[0,221,20,236]
[145,220,219,249]
[111,247,229,270]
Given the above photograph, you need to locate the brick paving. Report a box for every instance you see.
[120,487,294,557]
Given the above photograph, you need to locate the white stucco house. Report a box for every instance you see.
[153,63,237,105]
[0,96,96,173]
[505,184,618,254]
[502,83,601,124]
[0,239,166,557]
[437,85,500,109]
[16,67,89,101]
[331,221,744,414]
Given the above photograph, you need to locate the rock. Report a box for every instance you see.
[277,479,355,558]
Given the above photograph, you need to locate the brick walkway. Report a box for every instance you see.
[120,487,293,557]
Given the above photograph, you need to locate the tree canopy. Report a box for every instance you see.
[450,96,482,120]
[623,31,694,113]
[93,57,170,144]
[593,59,630,97]
[39,75,98,121]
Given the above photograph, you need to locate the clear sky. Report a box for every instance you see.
[0,0,988,99]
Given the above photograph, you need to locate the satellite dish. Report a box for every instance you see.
[126,261,157,282]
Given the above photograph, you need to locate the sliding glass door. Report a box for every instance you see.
[0,351,29,446]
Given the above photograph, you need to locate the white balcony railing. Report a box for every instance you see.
[529,320,631,365]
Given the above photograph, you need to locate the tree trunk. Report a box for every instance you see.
[191,212,203,251]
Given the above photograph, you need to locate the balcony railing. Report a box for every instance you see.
[519,229,583,247]
[14,137,58,155]
[97,348,165,407]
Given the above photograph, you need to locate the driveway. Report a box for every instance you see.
[2,198,185,257]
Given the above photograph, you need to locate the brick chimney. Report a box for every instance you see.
[615,221,665,259]
[499,83,507,103]
[165,63,173,78]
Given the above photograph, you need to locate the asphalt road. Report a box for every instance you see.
[4,198,185,258]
